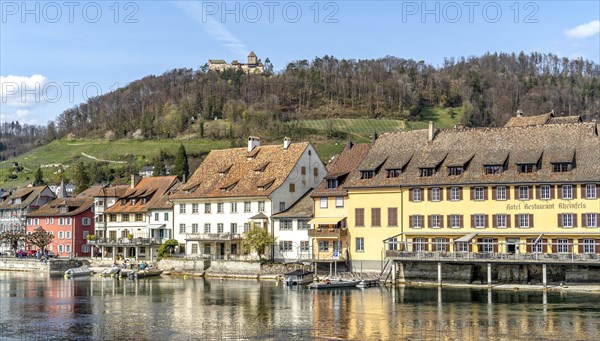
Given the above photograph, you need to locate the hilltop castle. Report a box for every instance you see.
[208,51,264,74]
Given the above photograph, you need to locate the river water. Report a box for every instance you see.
[0,272,598,340]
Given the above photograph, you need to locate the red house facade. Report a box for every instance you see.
[26,197,95,257]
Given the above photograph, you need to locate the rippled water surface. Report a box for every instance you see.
[0,272,599,340]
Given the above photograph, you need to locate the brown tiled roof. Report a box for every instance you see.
[344,121,600,188]
[78,185,106,198]
[272,189,313,219]
[171,142,310,199]
[0,186,52,210]
[85,185,130,198]
[27,197,94,217]
[548,116,582,124]
[106,176,178,213]
[504,113,552,127]
[312,143,371,197]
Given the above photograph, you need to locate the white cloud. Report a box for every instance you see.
[0,74,47,108]
[564,20,600,39]
[175,1,248,58]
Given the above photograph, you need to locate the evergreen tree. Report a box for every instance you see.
[152,158,167,176]
[34,167,45,185]
[173,144,189,181]
[73,162,90,194]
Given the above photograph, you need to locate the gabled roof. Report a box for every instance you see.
[504,112,582,127]
[106,176,178,213]
[273,189,313,219]
[0,186,52,210]
[27,197,94,217]
[171,142,310,199]
[312,143,371,197]
[344,120,600,187]
[85,185,130,198]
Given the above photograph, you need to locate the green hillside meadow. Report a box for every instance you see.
[1,110,462,188]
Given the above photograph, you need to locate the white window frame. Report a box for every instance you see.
[481,238,494,253]
[192,203,199,214]
[318,241,329,252]
[540,185,551,200]
[431,215,441,229]
[355,237,364,252]
[586,184,597,199]
[414,238,426,252]
[450,215,460,229]
[519,186,529,200]
[179,224,186,234]
[412,188,422,202]
[298,220,309,230]
[335,197,344,208]
[411,215,422,229]
[217,203,224,213]
[204,223,211,234]
[82,217,91,226]
[258,201,265,212]
[562,213,573,228]
[497,214,507,228]
[450,187,460,201]
[519,214,530,228]
[231,202,238,213]
[58,245,64,252]
[192,224,199,234]
[431,188,441,202]
[557,239,569,253]
[586,213,597,227]
[244,202,251,213]
[154,212,159,221]
[164,212,169,221]
[65,231,72,239]
[388,237,398,251]
[204,203,211,214]
[532,241,543,254]
[280,220,293,230]
[58,231,64,239]
[562,185,573,199]
[83,231,89,240]
[474,214,485,228]
[217,223,224,234]
[496,186,506,200]
[474,187,484,201]
[583,239,596,253]
[179,204,186,214]
[320,197,328,208]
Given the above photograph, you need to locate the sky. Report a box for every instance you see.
[1,0,599,126]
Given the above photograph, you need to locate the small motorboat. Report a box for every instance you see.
[356,279,380,288]
[129,269,163,279]
[283,269,314,286]
[64,266,93,278]
[118,269,134,278]
[100,266,121,277]
[308,278,361,289]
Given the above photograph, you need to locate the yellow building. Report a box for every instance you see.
[334,113,599,271]
[309,142,371,267]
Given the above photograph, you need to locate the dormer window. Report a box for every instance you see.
[552,163,572,173]
[448,167,463,176]
[131,199,136,205]
[218,165,232,177]
[360,171,375,179]
[220,181,238,193]
[256,179,274,191]
[59,206,68,213]
[419,168,434,177]
[484,165,503,175]
[387,169,401,178]
[519,164,535,173]
[327,179,339,189]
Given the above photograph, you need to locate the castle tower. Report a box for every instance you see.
[247,51,257,66]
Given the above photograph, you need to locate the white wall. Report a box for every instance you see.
[273,218,311,261]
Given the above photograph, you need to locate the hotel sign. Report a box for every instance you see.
[506,201,589,211]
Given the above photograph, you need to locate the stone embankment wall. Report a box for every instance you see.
[159,259,210,273]
[0,258,88,274]
[393,261,600,284]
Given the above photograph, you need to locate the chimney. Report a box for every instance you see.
[283,137,291,150]
[346,140,353,150]
[371,131,378,144]
[248,136,261,152]
[130,174,140,189]
[428,121,435,141]
[516,110,523,117]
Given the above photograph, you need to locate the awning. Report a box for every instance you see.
[147,224,166,230]
[534,233,544,244]
[454,233,477,243]
[308,217,345,225]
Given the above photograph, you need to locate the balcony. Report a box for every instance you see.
[308,228,348,238]
[185,233,243,241]
[88,237,165,246]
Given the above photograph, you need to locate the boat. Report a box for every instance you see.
[100,266,121,277]
[129,269,163,279]
[356,279,380,288]
[118,269,135,278]
[283,269,314,286]
[308,278,361,289]
[64,266,93,278]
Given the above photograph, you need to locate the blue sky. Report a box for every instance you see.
[1,0,599,125]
